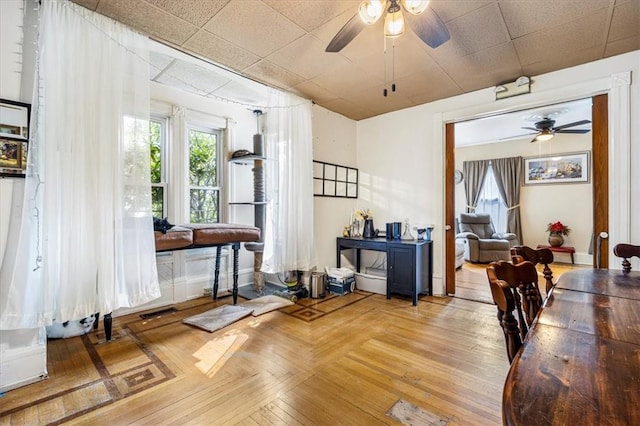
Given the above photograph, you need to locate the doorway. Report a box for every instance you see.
[445,94,609,297]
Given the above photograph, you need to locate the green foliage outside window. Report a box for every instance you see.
[189,129,219,223]
[149,121,164,218]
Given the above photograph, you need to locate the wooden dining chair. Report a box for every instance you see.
[613,243,640,273]
[511,245,555,294]
[487,260,543,363]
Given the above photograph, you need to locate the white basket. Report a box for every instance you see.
[355,272,386,295]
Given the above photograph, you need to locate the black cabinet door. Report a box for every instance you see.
[387,244,415,296]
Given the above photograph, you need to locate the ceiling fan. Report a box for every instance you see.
[325,0,450,53]
[522,118,592,143]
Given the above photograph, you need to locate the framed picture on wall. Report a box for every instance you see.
[0,99,30,178]
[523,151,590,185]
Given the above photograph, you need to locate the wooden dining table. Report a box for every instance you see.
[502,269,640,425]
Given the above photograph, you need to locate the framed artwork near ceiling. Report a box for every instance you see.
[523,151,590,185]
[0,99,30,178]
[313,160,358,198]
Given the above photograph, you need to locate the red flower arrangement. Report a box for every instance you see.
[547,221,570,236]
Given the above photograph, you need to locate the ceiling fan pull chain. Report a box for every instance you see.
[392,39,396,92]
[383,35,388,96]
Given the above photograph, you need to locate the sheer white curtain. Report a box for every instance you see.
[0,0,159,329]
[261,90,316,273]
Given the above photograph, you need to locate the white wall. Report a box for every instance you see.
[355,50,640,295]
[311,106,358,269]
[455,133,593,264]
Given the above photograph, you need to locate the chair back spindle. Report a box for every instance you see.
[487,260,543,363]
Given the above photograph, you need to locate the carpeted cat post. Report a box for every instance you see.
[244,110,265,294]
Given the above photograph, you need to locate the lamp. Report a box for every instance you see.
[532,128,554,142]
[358,0,384,24]
[402,0,430,15]
[384,1,405,37]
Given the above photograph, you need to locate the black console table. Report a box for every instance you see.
[336,237,433,306]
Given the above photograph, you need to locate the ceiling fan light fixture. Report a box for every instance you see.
[358,0,384,25]
[384,8,405,37]
[401,0,430,15]
[533,129,554,142]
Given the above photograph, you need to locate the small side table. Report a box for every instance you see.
[536,245,576,264]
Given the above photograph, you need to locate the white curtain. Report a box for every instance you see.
[0,0,159,329]
[261,91,316,273]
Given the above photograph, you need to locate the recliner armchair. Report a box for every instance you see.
[456,213,518,263]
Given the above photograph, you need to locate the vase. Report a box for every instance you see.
[548,233,564,247]
[362,219,375,238]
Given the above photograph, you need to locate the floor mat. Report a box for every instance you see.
[239,294,294,316]
[182,304,254,332]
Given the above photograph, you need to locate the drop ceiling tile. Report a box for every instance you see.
[262,0,356,32]
[427,4,510,60]
[401,68,464,105]
[343,40,435,82]
[292,80,340,104]
[605,35,640,57]
[183,30,261,72]
[320,97,376,120]
[428,0,495,23]
[71,0,99,10]
[149,51,175,80]
[347,84,416,116]
[243,60,306,90]
[513,10,608,67]
[96,0,198,45]
[203,0,306,57]
[439,42,522,92]
[267,34,351,80]
[312,61,383,99]
[211,80,269,107]
[609,0,640,41]
[144,0,230,27]
[154,59,232,95]
[521,45,603,77]
[499,0,611,39]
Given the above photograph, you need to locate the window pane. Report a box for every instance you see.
[190,188,219,223]
[189,129,217,187]
[476,165,507,232]
[151,186,164,218]
[150,120,162,184]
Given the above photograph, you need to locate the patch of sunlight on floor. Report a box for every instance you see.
[193,333,249,378]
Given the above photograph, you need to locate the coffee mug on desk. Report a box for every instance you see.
[393,222,402,239]
[385,223,394,240]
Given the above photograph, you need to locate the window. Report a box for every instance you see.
[476,164,507,232]
[188,126,221,223]
[149,118,167,218]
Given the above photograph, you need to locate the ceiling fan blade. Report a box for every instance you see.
[521,127,538,131]
[553,119,591,131]
[556,129,591,134]
[325,13,367,52]
[500,132,535,141]
[407,7,450,49]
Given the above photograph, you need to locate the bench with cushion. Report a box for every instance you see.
[101,223,260,340]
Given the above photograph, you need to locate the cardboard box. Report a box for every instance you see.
[328,276,355,295]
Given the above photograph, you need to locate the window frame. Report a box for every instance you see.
[185,123,223,224]
[150,115,169,219]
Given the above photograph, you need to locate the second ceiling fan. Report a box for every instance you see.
[325,0,450,52]
[523,118,592,143]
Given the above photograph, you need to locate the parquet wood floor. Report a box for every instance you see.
[1,291,510,425]
[454,261,585,304]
